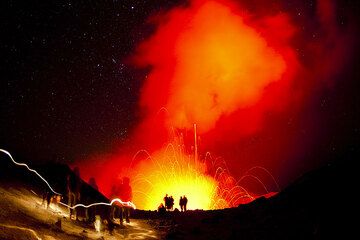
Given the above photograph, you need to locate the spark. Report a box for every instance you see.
[129,139,260,210]
[244,166,280,191]
[126,124,279,210]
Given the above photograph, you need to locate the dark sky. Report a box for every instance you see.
[0,0,182,162]
[1,0,359,178]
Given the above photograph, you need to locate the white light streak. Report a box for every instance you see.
[0,149,61,195]
[1,148,136,210]
[59,198,136,209]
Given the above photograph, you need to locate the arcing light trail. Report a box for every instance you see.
[0,149,136,210]
[0,149,62,196]
[59,198,136,209]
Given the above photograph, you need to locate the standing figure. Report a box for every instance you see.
[179,196,184,212]
[158,203,166,215]
[42,190,52,209]
[66,174,76,219]
[110,179,122,222]
[183,195,188,211]
[120,177,132,223]
[164,194,169,210]
[86,177,99,222]
[67,170,81,220]
[170,196,174,210]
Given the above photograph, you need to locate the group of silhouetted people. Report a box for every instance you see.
[160,194,188,212]
[179,195,188,212]
[41,165,133,231]
[164,194,175,210]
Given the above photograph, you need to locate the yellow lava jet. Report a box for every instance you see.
[126,124,277,210]
[128,124,255,210]
[131,147,219,210]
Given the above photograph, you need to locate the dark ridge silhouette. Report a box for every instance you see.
[1,151,357,239]
[159,156,356,239]
[130,153,356,239]
[0,154,110,220]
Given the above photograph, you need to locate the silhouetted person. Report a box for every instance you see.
[179,196,184,212]
[66,170,81,220]
[107,217,116,235]
[120,177,132,223]
[66,174,75,218]
[42,190,52,209]
[164,194,170,210]
[73,167,82,204]
[183,195,188,211]
[86,177,99,222]
[110,179,122,222]
[158,203,166,215]
[169,196,174,210]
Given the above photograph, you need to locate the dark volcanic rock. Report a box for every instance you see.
[161,158,355,240]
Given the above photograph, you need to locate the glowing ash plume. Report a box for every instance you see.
[77,0,354,210]
[133,0,287,133]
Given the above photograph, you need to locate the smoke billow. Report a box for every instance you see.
[77,0,355,208]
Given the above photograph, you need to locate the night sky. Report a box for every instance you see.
[1,0,360,192]
[1,0,182,162]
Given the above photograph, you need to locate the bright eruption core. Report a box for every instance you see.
[131,148,219,210]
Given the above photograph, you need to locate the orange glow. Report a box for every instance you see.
[76,0,354,211]
[136,1,286,133]
[78,0,289,209]
[131,147,218,210]
[128,2,287,209]
[129,135,256,210]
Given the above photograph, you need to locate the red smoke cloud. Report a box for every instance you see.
[135,0,288,133]
[77,0,353,202]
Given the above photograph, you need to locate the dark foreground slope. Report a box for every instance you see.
[0,153,110,222]
[0,151,357,239]
[150,157,356,240]
[0,152,159,239]
[0,153,108,204]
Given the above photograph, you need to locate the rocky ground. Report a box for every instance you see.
[0,152,356,239]
[0,185,160,240]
